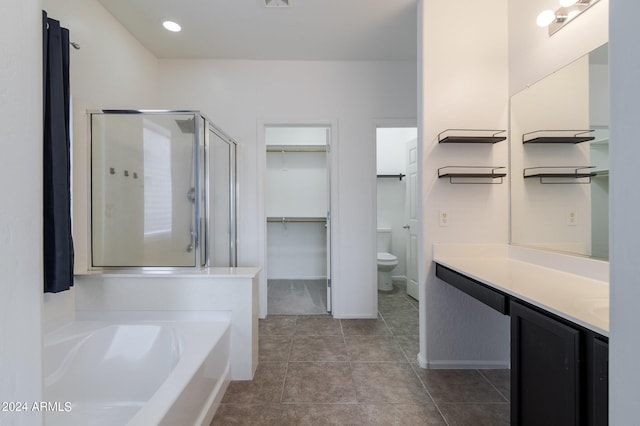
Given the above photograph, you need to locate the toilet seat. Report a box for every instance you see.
[377,252,398,265]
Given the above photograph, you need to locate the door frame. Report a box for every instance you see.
[372,119,419,315]
[257,119,339,318]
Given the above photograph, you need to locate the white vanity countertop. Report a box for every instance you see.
[433,244,609,337]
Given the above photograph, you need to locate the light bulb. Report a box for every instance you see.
[536,10,557,27]
[162,20,181,32]
[560,0,579,7]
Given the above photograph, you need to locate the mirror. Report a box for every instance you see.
[510,43,609,260]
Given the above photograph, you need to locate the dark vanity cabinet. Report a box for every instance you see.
[510,300,608,426]
[511,301,580,425]
[587,335,609,426]
[435,263,608,426]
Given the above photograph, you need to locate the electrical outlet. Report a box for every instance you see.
[567,209,577,226]
[439,210,449,227]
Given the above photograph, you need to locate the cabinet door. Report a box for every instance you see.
[588,337,608,426]
[511,301,581,426]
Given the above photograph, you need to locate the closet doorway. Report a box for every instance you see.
[265,125,332,315]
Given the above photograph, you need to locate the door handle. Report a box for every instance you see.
[402,225,410,229]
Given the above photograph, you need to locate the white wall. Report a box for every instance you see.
[157,59,417,318]
[508,0,608,95]
[266,152,327,217]
[267,222,327,279]
[418,0,510,368]
[376,128,416,174]
[609,1,640,422]
[0,2,44,423]
[40,0,159,323]
[589,61,610,127]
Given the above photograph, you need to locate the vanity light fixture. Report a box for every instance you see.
[536,9,557,27]
[536,0,601,36]
[559,0,578,7]
[162,20,182,32]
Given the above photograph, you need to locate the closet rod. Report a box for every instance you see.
[266,145,327,153]
[267,217,327,223]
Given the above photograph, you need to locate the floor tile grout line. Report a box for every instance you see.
[339,318,364,404]
[277,316,297,404]
[379,292,450,425]
[408,363,452,426]
[477,369,510,403]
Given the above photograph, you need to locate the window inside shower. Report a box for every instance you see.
[90,111,236,268]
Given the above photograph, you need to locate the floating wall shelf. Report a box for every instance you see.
[438,129,506,144]
[522,130,595,144]
[523,166,596,184]
[438,166,507,184]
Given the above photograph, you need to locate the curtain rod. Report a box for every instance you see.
[377,173,406,181]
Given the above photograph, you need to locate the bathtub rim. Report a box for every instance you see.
[43,314,231,426]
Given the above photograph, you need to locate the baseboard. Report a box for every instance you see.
[426,360,510,370]
[332,313,378,320]
[391,275,407,284]
[417,352,428,369]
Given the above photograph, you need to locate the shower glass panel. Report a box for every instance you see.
[90,110,237,268]
[210,129,236,266]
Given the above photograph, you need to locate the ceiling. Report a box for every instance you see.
[96,0,417,61]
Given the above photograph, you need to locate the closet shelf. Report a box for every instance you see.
[377,173,406,181]
[267,217,327,223]
[266,145,327,153]
[438,166,506,184]
[523,166,596,184]
[438,129,506,144]
[522,130,595,144]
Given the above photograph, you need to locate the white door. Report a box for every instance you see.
[405,138,419,300]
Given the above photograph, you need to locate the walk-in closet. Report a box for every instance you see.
[265,126,331,314]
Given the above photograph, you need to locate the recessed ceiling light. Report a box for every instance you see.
[265,0,292,7]
[162,20,181,32]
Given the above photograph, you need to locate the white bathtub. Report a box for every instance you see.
[43,320,230,426]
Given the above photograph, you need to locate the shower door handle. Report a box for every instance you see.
[186,228,194,252]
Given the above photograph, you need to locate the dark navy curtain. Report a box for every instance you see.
[43,11,74,293]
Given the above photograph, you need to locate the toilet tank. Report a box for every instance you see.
[376,228,392,253]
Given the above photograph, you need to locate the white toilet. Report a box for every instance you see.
[377,229,398,291]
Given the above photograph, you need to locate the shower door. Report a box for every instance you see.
[91,112,201,267]
[209,126,237,267]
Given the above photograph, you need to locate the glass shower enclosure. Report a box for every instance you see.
[90,110,236,268]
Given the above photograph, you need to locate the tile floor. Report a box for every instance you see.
[211,283,510,425]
